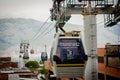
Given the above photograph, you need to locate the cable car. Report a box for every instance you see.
[41,52,48,62]
[19,54,22,58]
[20,43,24,53]
[30,49,34,54]
[50,32,87,79]
[23,53,29,60]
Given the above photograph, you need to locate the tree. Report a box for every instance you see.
[38,68,49,80]
[25,60,39,72]
[38,68,49,75]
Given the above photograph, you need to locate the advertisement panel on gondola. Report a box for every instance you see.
[56,38,85,64]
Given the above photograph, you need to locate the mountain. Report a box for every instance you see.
[0,18,47,48]
[0,18,120,57]
[0,18,81,57]
[0,18,52,56]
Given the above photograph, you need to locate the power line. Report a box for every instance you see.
[38,26,55,41]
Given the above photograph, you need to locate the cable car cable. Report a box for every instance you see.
[31,16,50,40]
[38,27,54,41]
[32,22,54,41]
[30,16,50,42]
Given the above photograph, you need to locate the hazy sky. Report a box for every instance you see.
[0,0,84,25]
[0,0,52,21]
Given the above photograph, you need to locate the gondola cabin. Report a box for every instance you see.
[19,54,22,58]
[23,53,29,60]
[30,49,34,54]
[41,52,48,62]
[50,32,87,79]
[20,43,24,53]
